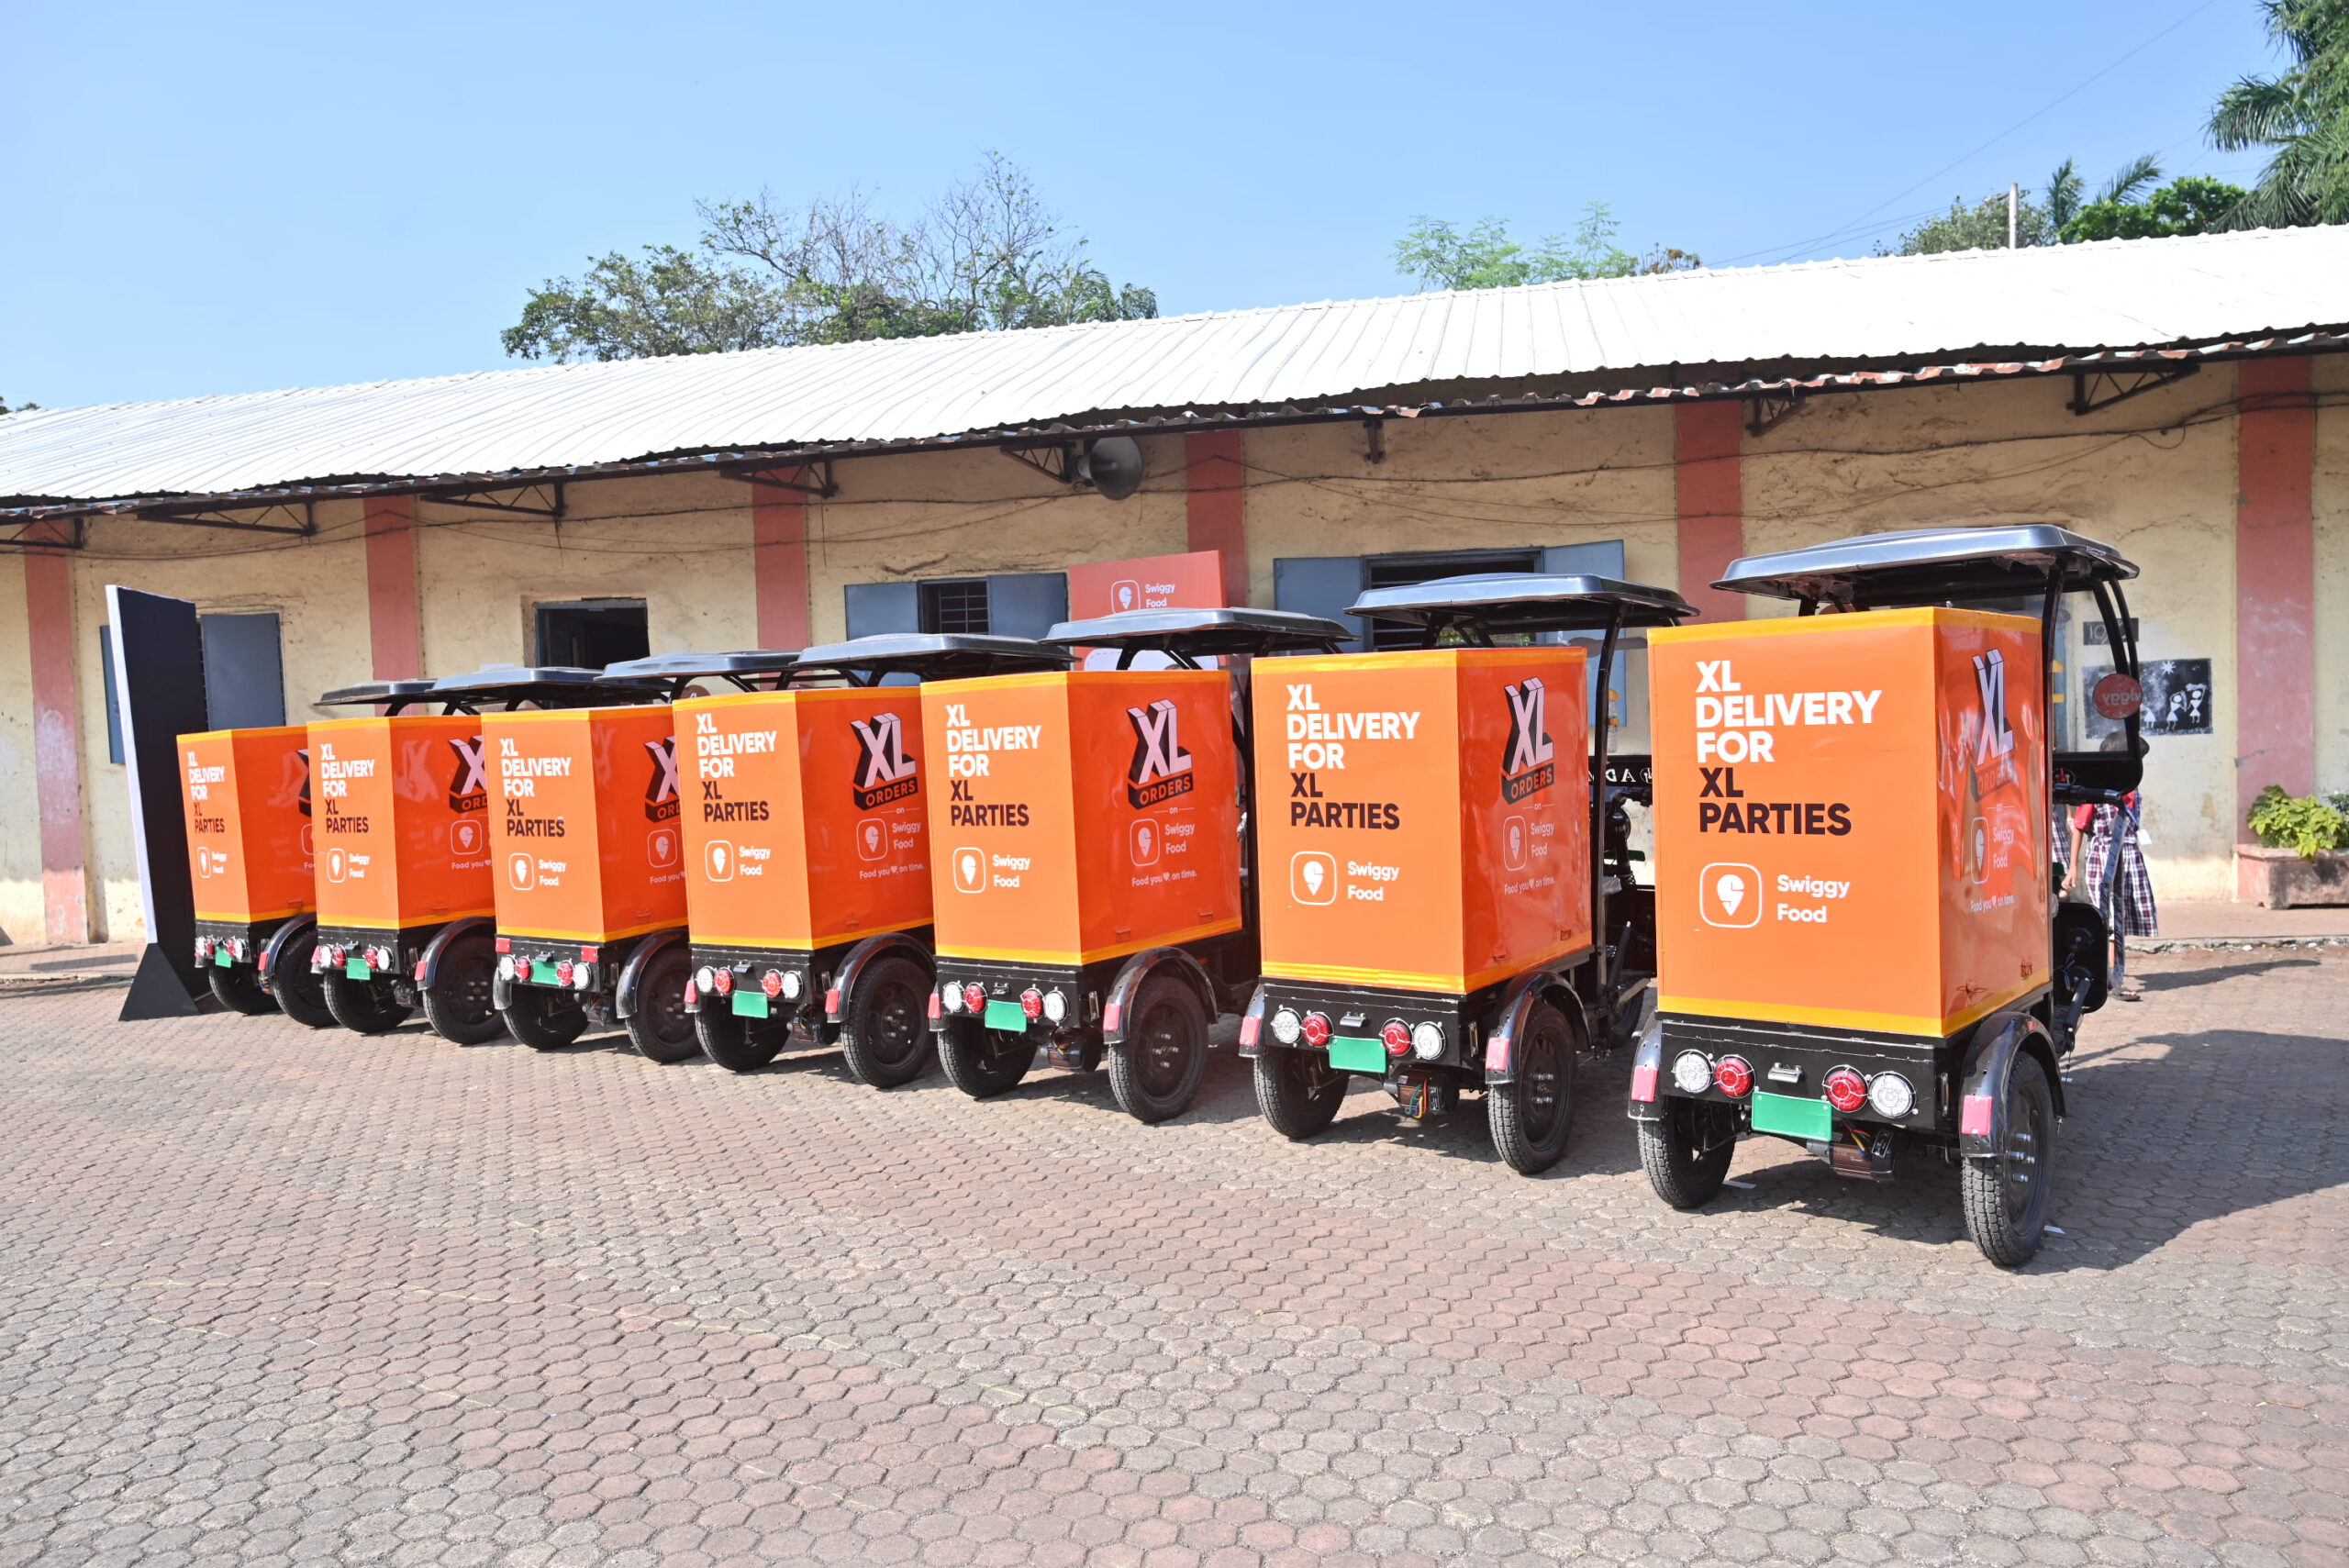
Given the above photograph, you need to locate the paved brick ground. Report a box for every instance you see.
[2,949,2343,1568]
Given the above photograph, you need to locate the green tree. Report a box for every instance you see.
[1392,204,1699,290]
[2208,0,2349,228]
[1894,154,2165,253]
[2062,174,2253,240]
[0,394,36,416]
[504,153,1157,363]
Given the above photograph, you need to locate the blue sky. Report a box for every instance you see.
[1,0,2282,410]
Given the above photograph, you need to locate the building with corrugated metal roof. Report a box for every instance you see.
[3,225,2345,941]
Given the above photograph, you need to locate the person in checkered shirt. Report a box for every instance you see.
[2064,747,2158,1002]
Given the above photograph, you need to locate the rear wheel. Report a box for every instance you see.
[695,1006,786,1072]
[937,1018,1033,1098]
[419,933,504,1045]
[501,985,587,1051]
[1488,1001,1575,1174]
[1108,974,1208,1123]
[623,945,699,1063]
[839,954,935,1088]
[266,928,336,1029]
[1638,1096,1740,1208]
[207,962,278,1016]
[1252,1049,1348,1140]
[321,969,412,1035]
[1962,1051,2056,1268]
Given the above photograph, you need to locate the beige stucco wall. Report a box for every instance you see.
[4,360,2334,942]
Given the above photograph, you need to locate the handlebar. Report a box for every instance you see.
[2052,784,2128,807]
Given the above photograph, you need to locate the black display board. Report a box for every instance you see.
[106,585,211,1021]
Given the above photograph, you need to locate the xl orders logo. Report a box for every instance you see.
[642,737,680,823]
[1126,699,1195,808]
[447,736,487,814]
[850,711,920,809]
[1500,678,1556,803]
[1974,650,2015,762]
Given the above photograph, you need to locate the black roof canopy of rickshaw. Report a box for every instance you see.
[1346,573,1698,636]
[1041,606,1351,659]
[790,633,1072,683]
[427,663,663,708]
[596,651,801,684]
[1713,525,2139,608]
[315,677,441,708]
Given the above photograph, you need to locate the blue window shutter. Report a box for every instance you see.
[844,582,919,639]
[198,613,286,728]
[1273,557,1367,651]
[984,573,1069,640]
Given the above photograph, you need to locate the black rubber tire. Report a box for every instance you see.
[207,962,278,1016]
[1107,974,1209,1123]
[838,954,936,1088]
[694,1005,786,1072]
[1962,1051,2056,1268]
[937,1017,1033,1098]
[1638,1096,1740,1209]
[623,946,700,1063]
[1252,1048,1348,1140]
[501,985,587,1051]
[419,933,505,1045]
[321,969,412,1034]
[265,928,337,1030]
[1488,1001,1575,1174]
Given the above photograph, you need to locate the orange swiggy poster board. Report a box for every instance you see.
[919,670,1242,967]
[307,715,495,932]
[484,706,687,943]
[1252,649,1592,995]
[1649,607,2047,1039]
[1064,550,1226,620]
[674,686,931,950]
[179,726,315,925]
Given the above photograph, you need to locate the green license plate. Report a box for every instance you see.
[345,959,370,980]
[1327,1035,1389,1074]
[1751,1090,1831,1140]
[984,998,1030,1032]
[215,949,233,967]
[731,989,770,1018]
[529,961,559,985]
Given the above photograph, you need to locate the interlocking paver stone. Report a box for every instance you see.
[1,947,2343,1566]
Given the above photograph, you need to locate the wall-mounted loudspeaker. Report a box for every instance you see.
[1078,436,1145,501]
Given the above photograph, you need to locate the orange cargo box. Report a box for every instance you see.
[307,714,495,933]
[1650,607,2048,1040]
[179,726,315,925]
[676,685,931,950]
[1252,648,1593,995]
[484,705,687,943]
[919,670,1242,967]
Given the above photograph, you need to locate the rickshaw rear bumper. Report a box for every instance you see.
[1640,1014,1957,1139]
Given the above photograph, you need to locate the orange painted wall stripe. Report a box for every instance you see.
[1186,430,1249,608]
[363,496,422,681]
[752,467,812,650]
[2236,356,2316,828]
[1675,402,1745,624]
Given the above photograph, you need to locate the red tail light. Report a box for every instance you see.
[1300,1012,1332,1048]
[579,946,598,962]
[963,983,985,1013]
[713,968,734,995]
[495,937,511,953]
[1381,1021,1410,1058]
[1713,1056,1753,1098]
[761,970,784,998]
[1019,988,1043,1020]
[1824,1067,1868,1113]
[555,960,575,986]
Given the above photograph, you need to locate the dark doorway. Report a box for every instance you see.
[536,598,650,669]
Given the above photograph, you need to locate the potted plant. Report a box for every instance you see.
[2238,786,2349,906]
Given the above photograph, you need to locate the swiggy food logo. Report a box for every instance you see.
[1126,699,1195,808]
[642,737,680,823]
[1500,678,1556,803]
[850,712,920,808]
[447,736,487,814]
[1699,862,1762,928]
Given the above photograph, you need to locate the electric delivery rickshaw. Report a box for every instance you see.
[177,720,329,1026]
[621,638,1063,1082]
[1241,573,1696,1173]
[1631,524,2141,1265]
[307,667,625,1042]
[923,607,1349,1123]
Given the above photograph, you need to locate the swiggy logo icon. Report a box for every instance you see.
[508,852,536,890]
[1291,851,1337,906]
[952,846,986,894]
[1700,862,1762,928]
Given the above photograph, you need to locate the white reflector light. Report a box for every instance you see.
[779,970,802,999]
[1671,1051,1713,1095]
[696,966,717,994]
[1866,1072,1915,1119]
[940,983,963,1013]
[1410,1022,1443,1062]
[1042,989,1067,1023]
[1270,1008,1302,1045]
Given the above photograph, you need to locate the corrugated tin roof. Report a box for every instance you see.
[3,226,2343,511]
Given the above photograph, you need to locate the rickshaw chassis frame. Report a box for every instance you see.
[494,928,682,1023]
[684,930,936,1044]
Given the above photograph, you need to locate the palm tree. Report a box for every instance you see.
[2208,0,2349,228]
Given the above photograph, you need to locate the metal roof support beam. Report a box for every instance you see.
[999,443,1077,484]
[423,482,566,519]
[130,501,316,536]
[726,462,835,500]
[1362,417,1386,464]
[2067,362,2200,417]
[1743,390,1807,439]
